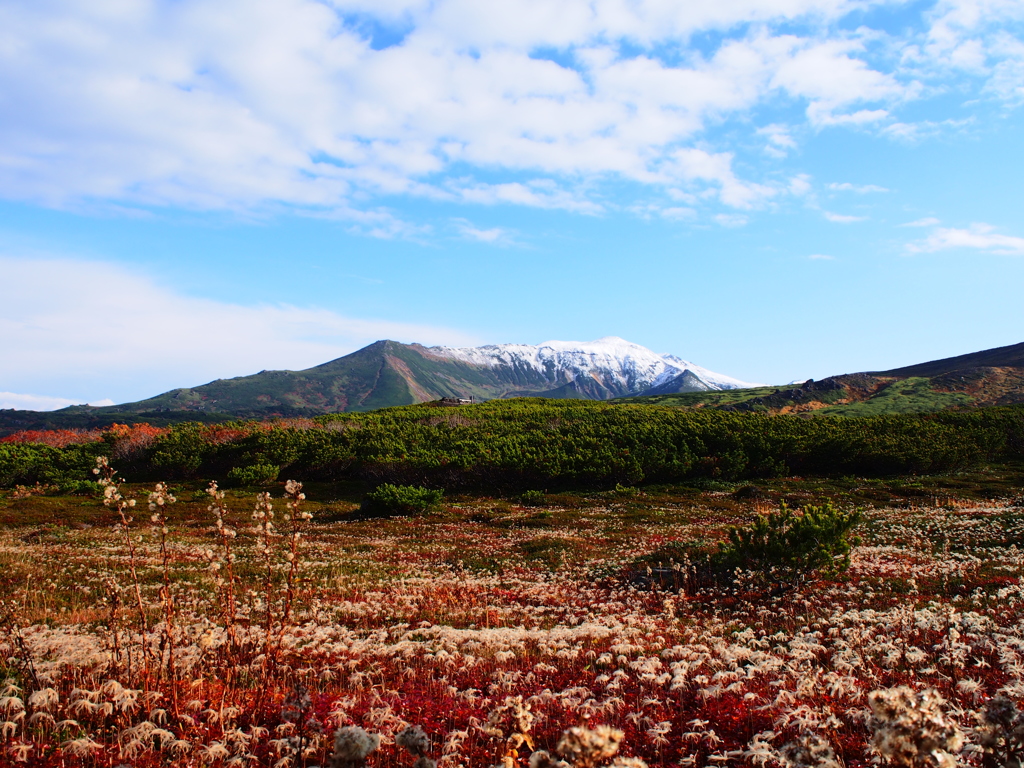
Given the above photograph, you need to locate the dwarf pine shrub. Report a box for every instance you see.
[361,483,443,516]
[633,502,861,592]
[226,462,280,486]
[520,489,546,506]
[716,501,861,583]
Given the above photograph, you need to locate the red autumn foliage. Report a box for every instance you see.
[106,423,171,460]
[0,428,104,447]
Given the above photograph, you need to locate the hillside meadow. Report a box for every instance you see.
[0,401,1023,766]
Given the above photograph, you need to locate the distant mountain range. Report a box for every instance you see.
[3,338,1023,436]
[629,340,1024,417]
[0,338,756,433]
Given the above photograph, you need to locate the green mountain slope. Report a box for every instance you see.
[622,343,1024,416]
[5,338,1024,437]
[0,339,693,435]
[78,338,735,419]
[871,340,1024,378]
[81,340,495,417]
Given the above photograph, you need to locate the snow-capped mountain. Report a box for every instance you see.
[53,337,759,419]
[428,336,758,398]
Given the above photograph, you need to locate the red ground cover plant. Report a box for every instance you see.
[0,462,1022,767]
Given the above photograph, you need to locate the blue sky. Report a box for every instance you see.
[2,0,1024,408]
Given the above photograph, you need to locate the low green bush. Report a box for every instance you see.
[361,483,443,516]
[0,443,102,488]
[57,479,102,495]
[226,463,280,487]
[520,489,546,506]
[716,502,862,583]
[632,502,861,592]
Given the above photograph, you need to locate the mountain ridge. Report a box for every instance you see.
[869,340,1024,379]
[624,340,1024,416]
[0,337,755,434]
[6,338,1022,436]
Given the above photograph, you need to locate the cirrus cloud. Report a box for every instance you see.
[906,222,1024,255]
[823,211,867,223]
[828,182,889,193]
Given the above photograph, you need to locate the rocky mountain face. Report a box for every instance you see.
[426,337,755,399]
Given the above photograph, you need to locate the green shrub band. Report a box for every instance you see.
[1,399,1022,490]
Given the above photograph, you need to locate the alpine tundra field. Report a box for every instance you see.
[0,402,1023,767]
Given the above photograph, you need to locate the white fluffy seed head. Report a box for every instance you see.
[557,725,624,768]
[868,687,963,768]
[397,725,431,756]
[331,725,381,762]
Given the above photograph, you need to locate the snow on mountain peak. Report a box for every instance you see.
[428,338,759,394]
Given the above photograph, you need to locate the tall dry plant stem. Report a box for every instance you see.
[0,602,40,692]
[102,577,124,675]
[253,490,276,643]
[278,480,311,646]
[148,482,178,707]
[95,456,151,681]
[207,481,240,650]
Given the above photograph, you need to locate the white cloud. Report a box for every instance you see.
[714,213,749,227]
[453,218,515,245]
[0,0,1017,224]
[986,32,1024,103]
[768,37,906,125]
[0,255,479,404]
[450,181,603,214]
[897,0,1024,110]
[670,149,778,209]
[907,222,1024,255]
[811,108,891,126]
[0,392,114,411]
[789,174,813,196]
[922,0,1024,75]
[823,211,867,223]
[881,117,975,141]
[828,182,889,193]
[344,0,865,49]
[626,203,696,221]
[0,0,936,220]
[809,253,836,260]
[661,206,697,221]
[758,124,798,157]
